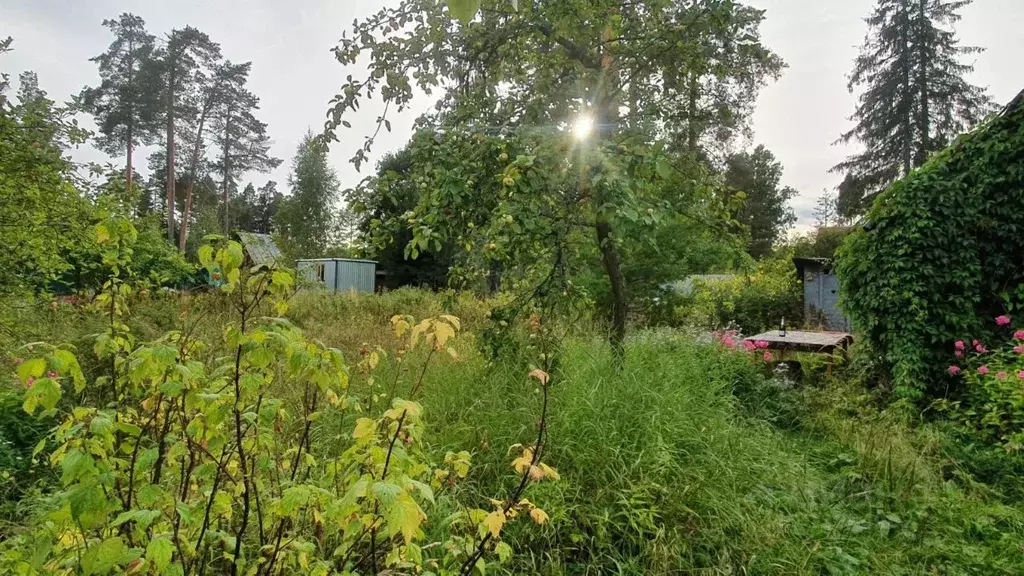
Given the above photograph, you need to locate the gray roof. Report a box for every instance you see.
[663,274,736,296]
[235,232,282,267]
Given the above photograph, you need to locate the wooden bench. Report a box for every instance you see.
[743,330,853,377]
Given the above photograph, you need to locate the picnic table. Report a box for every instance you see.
[743,330,853,376]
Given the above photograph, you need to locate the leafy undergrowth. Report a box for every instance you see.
[3,291,1023,574]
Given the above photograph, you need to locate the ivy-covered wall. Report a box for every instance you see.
[837,93,1024,399]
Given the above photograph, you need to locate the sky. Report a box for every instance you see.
[3,0,1022,231]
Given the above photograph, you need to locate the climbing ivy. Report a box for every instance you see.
[836,96,1024,398]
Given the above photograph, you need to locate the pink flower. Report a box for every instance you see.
[25,376,34,388]
[976,343,987,353]
[1018,370,1024,380]
[46,371,58,378]
[997,315,1012,326]
[1015,330,1024,341]
[13,358,23,365]
[955,350,964,358]
[743,340,756,352]
[978,365,990,375]
[954,340,966,351]
[721,336,735,349]
[997,371,1008,380]
[948,365,961,376]
[755,340,770,349]
[1015,346,1024,355]
[973,339,980,346]
[762,351,773,362]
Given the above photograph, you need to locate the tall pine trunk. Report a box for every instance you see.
[165,65,176,243]
[179,97,214,252]
[222,110,231,234]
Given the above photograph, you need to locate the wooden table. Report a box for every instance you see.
[743,330,853,376]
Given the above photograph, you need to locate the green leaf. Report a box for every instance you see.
[17,357,46,383]
[495,541,513,563]
[146,537,174,572]
[81,536,124,575]
[198,245,213,267]
[281,485,311,515]
[386,492,423,544]
[23,377,61,415]
[447,0,480,24]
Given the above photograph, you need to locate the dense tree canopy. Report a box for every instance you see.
[329,0,783,345]
[723,145,798,258]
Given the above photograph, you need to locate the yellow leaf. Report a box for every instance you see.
[439,314,461,331]
[391,315,410,338]
[530,507,549,525]
[539,463,560,481]
[528,369,550,385]
[483,510,505,538]
[433,321,455,348]
[352,418,376,440]
[410,319,430,349]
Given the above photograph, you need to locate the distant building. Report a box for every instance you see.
[296,258,377,293]
[235,232,283,268]
[793,258,850,331]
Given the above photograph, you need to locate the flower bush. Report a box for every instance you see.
[945,315,1024,452]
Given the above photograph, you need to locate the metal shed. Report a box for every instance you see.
[296,258,377,293]
[793,258,850,331]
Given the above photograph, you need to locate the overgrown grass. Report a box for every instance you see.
[2,289,1023,573]
[400,332,1024,574]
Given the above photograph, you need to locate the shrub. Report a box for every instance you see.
[674,257,802,334]
[942,317,1024,451]
[836,99,1024,399]
[0,221,556,575]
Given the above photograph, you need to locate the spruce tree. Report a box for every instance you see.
[833,0,994,215]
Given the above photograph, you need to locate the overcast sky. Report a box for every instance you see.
[3,0,1022,230]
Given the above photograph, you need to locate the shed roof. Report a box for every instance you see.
[235,232,282,267]
[296,258,378,264]
[663,274,736,296]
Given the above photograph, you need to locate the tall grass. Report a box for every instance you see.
[2,289,1023,573]
[402,333,1024,575]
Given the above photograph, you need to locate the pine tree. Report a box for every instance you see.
[154,27,221,243]
[833,0,994,214]
[276,131,338,257]
[80,13,160,190]
[208,61,280,233]
[252,181,282,234]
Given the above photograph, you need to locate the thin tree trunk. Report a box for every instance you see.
[915,0,929,167]
[687,70,699,153]
[179,95,215,252]
[222,110,231,234]
[596,21,628,355]
[126,131,134,191]
[900,6,912,175]
[165,64,177,243]
[126,39,135,191]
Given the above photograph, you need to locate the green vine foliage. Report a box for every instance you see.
[836,97,1024,399]
[1,219,557,575]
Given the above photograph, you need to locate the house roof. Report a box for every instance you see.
[235,232,282,267]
